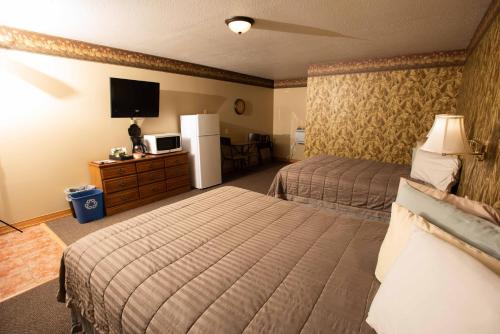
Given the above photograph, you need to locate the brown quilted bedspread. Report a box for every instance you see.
[268,155,410,219]
[59,186,386,334]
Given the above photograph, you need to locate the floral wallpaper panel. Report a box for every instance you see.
[305,66,463,165]
[456,14,499,207]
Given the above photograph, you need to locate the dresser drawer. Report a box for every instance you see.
[89,152,191,216]
[165,164,189,178]
[139,181,166,198]
[103,175,138,193]
[166,175,191,191]
[164,154,188,167]
[136,159,165,173]
[138,169,165,185]
[101,164,136,180]
[105,189,139,207]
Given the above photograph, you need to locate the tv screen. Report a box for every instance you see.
[110,78,160,118]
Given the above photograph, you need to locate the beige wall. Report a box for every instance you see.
[272,87,307,160]
[0,49,273,223]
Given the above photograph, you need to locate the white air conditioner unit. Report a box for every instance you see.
[295,128,305,145]
[290,128,305,160]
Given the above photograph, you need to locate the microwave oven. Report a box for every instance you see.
[143,133,182,154]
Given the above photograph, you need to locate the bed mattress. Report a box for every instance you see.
[58,186,386,334]
[268,155,411,220]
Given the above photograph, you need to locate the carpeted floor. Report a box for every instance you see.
[0,162,286,334]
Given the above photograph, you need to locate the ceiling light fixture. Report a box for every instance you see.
[225,16,254,34]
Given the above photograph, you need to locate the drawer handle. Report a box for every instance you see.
[119,182,126,187]
[118,168,125,174]
[151,187,158,192]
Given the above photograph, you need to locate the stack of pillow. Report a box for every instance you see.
[366,178,500,334]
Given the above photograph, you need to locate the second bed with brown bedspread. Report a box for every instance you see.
[268,155,411,220]
[58,186,387,334]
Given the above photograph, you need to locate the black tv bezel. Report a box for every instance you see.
[110,77,160,118]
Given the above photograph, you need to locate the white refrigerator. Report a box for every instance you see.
[180,114,222,189]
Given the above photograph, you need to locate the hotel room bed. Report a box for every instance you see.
[268,155,411,221]
[58,186,387,334]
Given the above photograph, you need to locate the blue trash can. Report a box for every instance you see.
[70,189,105,223]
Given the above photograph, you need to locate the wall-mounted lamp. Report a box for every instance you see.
[225,16,254,34]
[420,114,486,161]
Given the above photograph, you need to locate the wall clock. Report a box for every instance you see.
[234,98,246,115]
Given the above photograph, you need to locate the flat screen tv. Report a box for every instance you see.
[110,78,160,118]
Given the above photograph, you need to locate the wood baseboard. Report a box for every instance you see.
[0,209,72,236]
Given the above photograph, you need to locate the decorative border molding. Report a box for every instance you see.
[0,26,274,88]
[307,50,467,77]
[274,78,307,88]
[467,0,500,52]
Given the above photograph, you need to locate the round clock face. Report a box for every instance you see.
[234,98,246,115]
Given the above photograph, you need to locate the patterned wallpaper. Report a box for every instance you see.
[456,13,499,207]
[305,66,463,164]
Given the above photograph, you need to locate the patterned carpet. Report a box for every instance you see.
[0,224,66,302]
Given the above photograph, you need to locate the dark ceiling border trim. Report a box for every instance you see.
[274,78,307,88]
[467,0,499,52]
[307,50,467,77]
[0,26,274,88]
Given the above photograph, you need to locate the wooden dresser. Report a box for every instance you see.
[88,151,190,215]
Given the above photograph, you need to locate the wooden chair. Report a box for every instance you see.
[247,133,260,166]
[248,133,273,164]
[220,137,248,173]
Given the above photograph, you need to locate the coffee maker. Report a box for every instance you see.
[128,121,147,154]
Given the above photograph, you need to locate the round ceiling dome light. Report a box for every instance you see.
[225,16,255,34]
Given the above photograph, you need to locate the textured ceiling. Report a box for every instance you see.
[0,0,491,80]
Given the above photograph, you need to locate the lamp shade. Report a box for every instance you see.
[421,114,472,154]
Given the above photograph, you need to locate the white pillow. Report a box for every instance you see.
[367,227,500,334]
[375,202,500,282]
[410,148,460,192]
